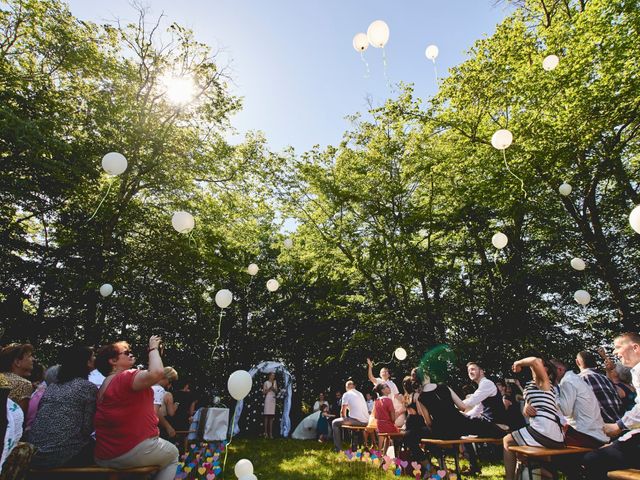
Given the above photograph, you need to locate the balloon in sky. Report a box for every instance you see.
[425,45,439,61]
[247,263,259,276]
[352,33,368,52]
[629,205,640,234]
[228,370,252,400]
[266,279,280,292]
[101,152,127,176]
[234,459,254,478]
[171,211,195,234]
[215,289,233,309]
[559,182,572,196]
[394,347,407,361]
[570,258,586,271]
[542,54,560,71]
[491,129,513,150]
[492,232,508,249]
[367,20,389,48]
[99,283,113,297]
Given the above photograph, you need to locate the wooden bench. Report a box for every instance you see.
[378,431,405,453]
[29,464,160,480]
[341,425,367,450]
[420,437,504,479]
[174,429,196,452]
[508,445,594,480]
[608,470,640,479]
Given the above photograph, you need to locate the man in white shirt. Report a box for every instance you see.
[583,332,640,478]
[550,359,607,447]
[331,380,369,452]
[367,358,405,427]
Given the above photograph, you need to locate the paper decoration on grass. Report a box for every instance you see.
[629,205,640,234]
[99,283,113,297]
[175,442,225,480]
[559,182,572,196]
[543,54,559,71]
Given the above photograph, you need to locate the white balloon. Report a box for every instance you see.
[491,129,513,150]
[99,283,113,297]
[574,289,591,305]
[247,263,259,276]
[570,258,586,271]
[367,20,389,48]
[283,238,293,249]
[238,475,257,480]
[542,54,559,71]
[101,152,127,176]
[352,33,369,52]
[235,459,254,478]
[266,279,280,292]
[171,211,195,234]
[228,370,252,400]
[215,289,233,309]
[629,205,640,234]
[425,45,439,61]
[394,347,407,361]
[492,232,508,249]
[559,182,572,196]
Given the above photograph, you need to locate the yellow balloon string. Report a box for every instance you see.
[502,149,527,199]
[210,309,225,360]
[360,51,370,78]
[85,179,114,223]
[222,406,238,474]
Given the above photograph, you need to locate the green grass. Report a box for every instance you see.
[223,439,505,479]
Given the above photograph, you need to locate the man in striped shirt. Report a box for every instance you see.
[576,350,623,423]
[582,332,640,478]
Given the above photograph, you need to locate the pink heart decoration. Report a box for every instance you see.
[382,462,390,471]
[206,474,216,480]
[398,459,408,468]
[411,461,420,470]
[437,470,447,477]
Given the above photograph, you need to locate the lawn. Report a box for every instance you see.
[223,439,505,479]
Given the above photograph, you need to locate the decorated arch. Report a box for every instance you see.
[233,361,293,437]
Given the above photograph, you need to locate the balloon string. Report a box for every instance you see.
[382,47,391,89]
[222,406,238,474]
[371,352,395,366]
[85,180,114,223]
[187,231,198,247]
[493,250,504,284]
[210,309,225,360]
[360,51,370,78]
[502,149,527,199]
[433,61,439,84]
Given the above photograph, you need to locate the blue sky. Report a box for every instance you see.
[66,1,511,153]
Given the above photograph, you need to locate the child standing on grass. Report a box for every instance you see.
[317,404,333,442]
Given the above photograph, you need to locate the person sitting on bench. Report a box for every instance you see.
[331,380,369,452]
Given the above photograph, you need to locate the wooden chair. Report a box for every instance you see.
[508,445,594,480]
[608,470,640,479]
[420,437,504,479]
[29,464,160,480]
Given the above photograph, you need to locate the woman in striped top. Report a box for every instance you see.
[503,357,565,480]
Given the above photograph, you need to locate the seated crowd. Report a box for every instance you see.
[327,331,640,480]
[0,335,198,480]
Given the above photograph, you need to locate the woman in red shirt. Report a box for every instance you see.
[373,383,398,434]
[93,336,178,480]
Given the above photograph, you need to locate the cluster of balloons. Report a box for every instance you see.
[234,459,256,480]
[352,20,389,57]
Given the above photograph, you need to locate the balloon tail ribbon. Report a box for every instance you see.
[433,60,439,85]
[494,250,504,284]
[85,180,114,223]
[360,51,370,78]
[187,231,198,247]
[371,352,395,366]
[382,47,391,89]
[210,309,225,360]
[222,406,238,474]
[502,150,527,199]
